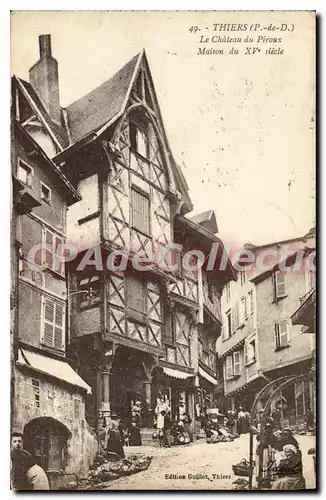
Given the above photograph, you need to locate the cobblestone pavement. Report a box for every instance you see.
[104,434,316,491]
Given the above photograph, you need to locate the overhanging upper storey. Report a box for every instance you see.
[53,50,193,215]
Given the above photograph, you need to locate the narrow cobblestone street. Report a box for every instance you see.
[104,435,316,491]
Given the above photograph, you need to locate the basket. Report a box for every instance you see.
[232,459,253,477]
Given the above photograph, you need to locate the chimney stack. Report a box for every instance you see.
[29,34,61,124]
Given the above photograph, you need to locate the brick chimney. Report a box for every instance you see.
[29,35,61,124]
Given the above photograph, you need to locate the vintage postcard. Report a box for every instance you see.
[10,10,316,491]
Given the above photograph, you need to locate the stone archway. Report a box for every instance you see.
[23,417,71,473]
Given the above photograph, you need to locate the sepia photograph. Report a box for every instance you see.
[10,10,316,491]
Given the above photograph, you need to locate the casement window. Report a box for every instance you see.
[17,159,33,187]
[273,270,286,300]
[225,351,241,379]
[163,300,174,345]
[130,121,149,159]
[233,351,241,376]
[41,182,52,205]
[126,275,147,324]
[232,302,240,332]
[274,320,290,350]
[226,355,233,379]
[225,282,231,302]
[78,275,101,309]
[208,336,216,371]
[248,290,254,316]
[41,296,65,351]
[199,333,216,371]
[32,379,40,408]
[244,339,256,365]
[226,310,232,339]
[239,297,246,326]
[131,187,150,235]
[222,309,232,340]
[42,228,65,276]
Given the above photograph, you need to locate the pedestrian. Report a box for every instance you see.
[11,449,50,490]
[256,421,277,488]
[273,428,299,452]
[305,409,314,431]
[272,444,306,490]
[129,412,142,446]
[11,431,23,451]
[163,410,172,447]
[183,413,194,442]
[106,413,125,459]
[237,406,248,434]
[271,404,282,431]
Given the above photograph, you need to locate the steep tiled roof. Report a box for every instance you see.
[18,78,69,150]
[66,54,140,144]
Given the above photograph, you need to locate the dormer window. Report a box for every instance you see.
[130,120,149,159]
[17,159,33,188]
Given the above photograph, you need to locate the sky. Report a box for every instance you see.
[10,11,315,247]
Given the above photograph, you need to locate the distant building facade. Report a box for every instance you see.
[219,234,316,424]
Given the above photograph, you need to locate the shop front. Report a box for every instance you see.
[152,365,195,423]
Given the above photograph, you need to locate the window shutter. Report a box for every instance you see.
[274,323,280,348]
[226,356,233,379]
[41,297,65,350]
[244,295,248,319]
[233,351,241,375]
[221,325,226,340]
[235,302,239,329]
[42,228,54,270]
[275,271,286,298]
[131,188,150,235]
[279,320,289,347]
[244,344,248,365]
[231,307,235,333]
[249,290,254,315]
[127,276,146,313]
[54,302,65,350]
[41,297,55,346]
[240,297,245,325]
[54,235,65,276]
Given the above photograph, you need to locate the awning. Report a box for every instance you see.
[162,367,194,380]
[198,366,218,386]
[17,348,92,394]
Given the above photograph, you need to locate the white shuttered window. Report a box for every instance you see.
[274,320,289,349]
[273,271,286,300]
[41,296,65,351]
[42,228,65,276]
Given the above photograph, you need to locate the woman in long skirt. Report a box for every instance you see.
[107,414,125,460]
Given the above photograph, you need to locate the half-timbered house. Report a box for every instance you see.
[12,35,235,438]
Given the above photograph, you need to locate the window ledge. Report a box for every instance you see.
[245,359,256,367]
[40,343,65,354]
[273,294,288,303]
[45,267,66,280]
[275,344,291,352]
[226,373,241,380]
[78,211,100,225]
